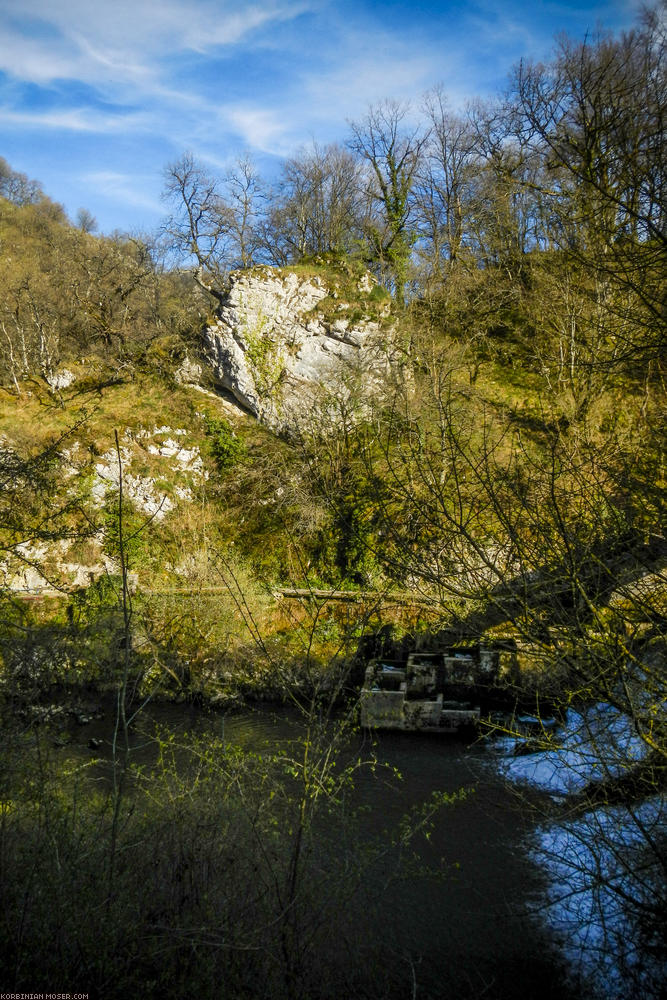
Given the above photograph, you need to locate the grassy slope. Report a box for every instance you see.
[1,252,663,704]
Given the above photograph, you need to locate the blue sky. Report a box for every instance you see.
[0,0,644,235]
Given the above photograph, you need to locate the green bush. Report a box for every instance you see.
[368,283,390,302]
[102,491,151,568]
[205,417,246,472]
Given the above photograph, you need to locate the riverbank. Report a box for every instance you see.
[0,689,580,1000]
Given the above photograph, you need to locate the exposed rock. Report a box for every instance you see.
[90,437,207,519]
[91,446,169,517]
[203,267,389,429]
[145,439,206,475]
[357,273,374,293]
[3,425,208,594]
[45,368,75,390]
[60,563,106,588]
[4,541,52,592]
[175,355,203,386]
[150,426,187,436]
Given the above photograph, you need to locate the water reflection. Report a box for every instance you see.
[61,698,575,999]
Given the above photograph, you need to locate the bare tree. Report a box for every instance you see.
[348,100,429,303]
[75,207,98,234]
[266,142,365,263]
[416,89,478,280]
[333,331,666,990]
[511,12,666,344]
[162,152,230,305]
[220,153,267,269]
[0,156,44,205]
[0,271,61,386]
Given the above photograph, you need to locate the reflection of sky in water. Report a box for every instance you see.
[498,704,664,999]
[534,797,664,999]
[500,704,648,794]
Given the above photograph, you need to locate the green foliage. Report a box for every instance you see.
[0,26,664,995]
[295,258,393,329]
[244,315,286,399]
[70,573,123,624]
[141,333,189,376]
[329,486,378,586]
[368,282,390,303]
[102,490,151,568]
[205,416,246,471]
[0,697,480,1000]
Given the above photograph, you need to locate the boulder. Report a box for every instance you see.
[203,267,388,429]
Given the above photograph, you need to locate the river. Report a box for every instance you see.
[59,696,578,999]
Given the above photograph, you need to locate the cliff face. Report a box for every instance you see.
[203,266,390,429]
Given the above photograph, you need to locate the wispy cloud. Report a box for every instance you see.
[0,106,153,134]
[0,0,643,234]
[221,106,293,155]
[82,170,164,214]
[0,0,315,88]
[301,47,452,123]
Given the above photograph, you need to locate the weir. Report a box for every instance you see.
[360,643,512,731]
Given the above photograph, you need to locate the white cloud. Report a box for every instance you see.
[0,0,644,237]
[182,2,315,51]
[0,1,314,87]
[82,171,163,213]
[302,51,454,123]
[0,106,152,134]
[222,106,293,155]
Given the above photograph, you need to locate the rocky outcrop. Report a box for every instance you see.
[1,427,209,595]
[203,267,390,429]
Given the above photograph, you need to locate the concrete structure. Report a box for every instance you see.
[360,648,492,732]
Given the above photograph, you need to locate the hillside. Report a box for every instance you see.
[1,265,663,706]
[1,16,665,997]
[1,97,665,1000]
[0,137,665,717]
[0,208,417,702]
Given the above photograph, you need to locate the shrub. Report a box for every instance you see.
[205,417,246,472]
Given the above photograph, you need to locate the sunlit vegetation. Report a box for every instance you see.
[0,10,664,998]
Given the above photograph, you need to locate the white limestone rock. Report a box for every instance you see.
[92,446,173,519]
[46,368,76,390]
[203,267,387,429]
[175,355,203,386]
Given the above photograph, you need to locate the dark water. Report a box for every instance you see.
[347,731,561,997]
[62,698,573,999]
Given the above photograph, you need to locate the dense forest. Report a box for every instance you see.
[0,10,665,1000]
